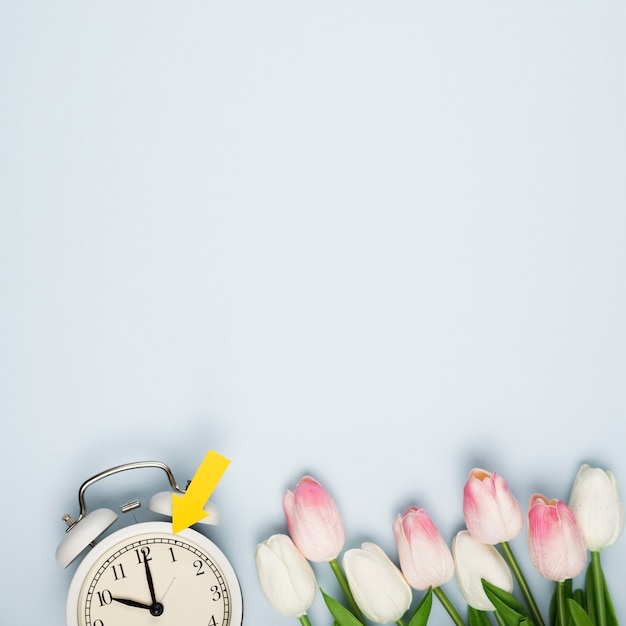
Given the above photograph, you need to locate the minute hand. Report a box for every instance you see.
[144,558,157,604]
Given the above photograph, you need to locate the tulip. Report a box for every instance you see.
[343,542,412,624]
[283,475,345,562]
[568,464,624,551]
[452,530,513,611]
[527,494,587,582]
[393,506,454,590]
[254,534,318,618]
[463,468,524,544]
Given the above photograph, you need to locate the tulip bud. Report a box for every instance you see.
[568,464,625,551]
[393,506,454,590]
[283,475,345,562]
[527,494,587,582]
[343,542,412,624]
[452,530,513,611]
[255,534,318,617]
[463,468,524,544]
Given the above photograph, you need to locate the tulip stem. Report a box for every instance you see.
[590,551,607,626]
[433,586,466,626]
[396,620,407,626]
[556,581,567,626]
[299,615,313,626]
[329,558,367,624]
[500,541,545,626]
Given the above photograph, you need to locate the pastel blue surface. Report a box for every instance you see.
[2,3,625,624]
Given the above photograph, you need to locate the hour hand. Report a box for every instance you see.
[111,596,153,610]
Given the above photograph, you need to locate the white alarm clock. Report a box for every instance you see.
[56,461,244,626]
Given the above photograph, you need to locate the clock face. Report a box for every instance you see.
[67,522,242,626]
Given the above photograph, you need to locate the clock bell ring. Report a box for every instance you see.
[56,460,244,626]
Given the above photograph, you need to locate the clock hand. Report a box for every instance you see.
[111,597,153,610]
[144,557,158,605]
[160,577,177,602]
[143,557,165,616]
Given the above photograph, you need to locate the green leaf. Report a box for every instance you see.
[481,579,531,626]
[584,561,597,626]
[566,599,594,626]
[469,606,492,626]
[572,589,586,611]
[321,590,364,626]
[549,584,558,626]
[601,563,618,626]
[408,588,433,626]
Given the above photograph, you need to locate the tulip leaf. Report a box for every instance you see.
[408,588,433,626]
[566,599,594,626]
[468,606,492,626]
[584,561,597,626]
[492,606,526,626]
[321,590,364,626]
[549,585,557,626]
[482,579,530,626]
[600,564,618,626]
[604,590,618,626]
[572,589,586,611]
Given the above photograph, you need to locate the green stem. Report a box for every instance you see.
[500,541,545,626]
[434,586,466,626]
[396,619,407,626]
[556,581,567,626]
[329,558,366,625]
[299,614,313,626]
[591,551,607,626]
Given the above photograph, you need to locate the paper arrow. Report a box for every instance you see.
[171,450,231,534]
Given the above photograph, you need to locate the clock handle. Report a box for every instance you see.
[66,461,186,529]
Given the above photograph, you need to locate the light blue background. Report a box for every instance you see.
[2,2,625,624]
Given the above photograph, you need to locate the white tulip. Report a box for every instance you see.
[452,530,513,611]
[255,534,318,617]
[569,464,625,551]
[343,542,412,624]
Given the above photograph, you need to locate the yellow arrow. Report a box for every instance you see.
[171,450,231,534]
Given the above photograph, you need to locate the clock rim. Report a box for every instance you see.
[65,520,243,626]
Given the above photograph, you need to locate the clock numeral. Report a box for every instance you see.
[94,621,104,626]
[97,590,113,607]
[210,584,222,601]
[135,546,152,564]
[111,563,126,581]
[168,547,177,562]
[193,559,205,576]
[207,616,217,626]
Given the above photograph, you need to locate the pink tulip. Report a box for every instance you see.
[463,468,524,544]
[283,475,345,562]
[527,494,587,581]
[393,506,454,590]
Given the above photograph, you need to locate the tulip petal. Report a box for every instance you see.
[393,507,454,590]
[463,470,523,544]
[527,495,587,582]
[452,530,513,611]
[283,476,345,562]
[569,465,625,550]
[255,534,318,617]
[343,542,412,623]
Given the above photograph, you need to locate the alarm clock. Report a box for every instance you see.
[56,461,244,626]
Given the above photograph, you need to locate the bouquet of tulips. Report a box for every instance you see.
[255,464,623,626]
